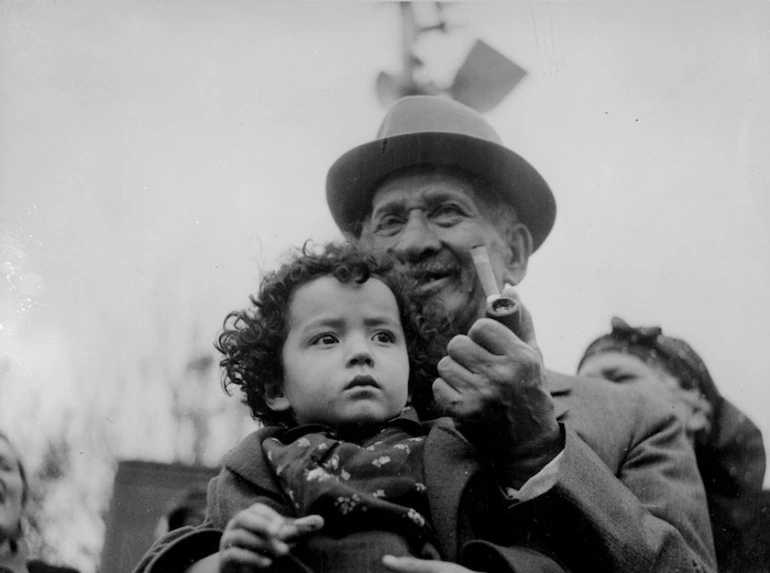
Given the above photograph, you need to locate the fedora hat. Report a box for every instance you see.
[326,95,556,251]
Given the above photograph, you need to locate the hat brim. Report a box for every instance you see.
[326,132,556,252]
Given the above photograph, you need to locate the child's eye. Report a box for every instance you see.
[372,331,396,344]
[311,334,338,346]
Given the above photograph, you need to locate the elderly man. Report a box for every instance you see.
[325,96,716,573]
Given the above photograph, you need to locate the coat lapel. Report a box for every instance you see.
[423,419,480,561]
[223,426,285,495]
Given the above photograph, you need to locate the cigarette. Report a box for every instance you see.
[470,245,500,298]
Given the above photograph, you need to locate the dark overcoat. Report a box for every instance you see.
[133,372,716,573]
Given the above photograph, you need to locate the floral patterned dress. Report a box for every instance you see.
[263,409,436,551]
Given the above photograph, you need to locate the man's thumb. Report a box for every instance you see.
[500,284,543,359]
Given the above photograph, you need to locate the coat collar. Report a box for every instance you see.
[547,370,572,421]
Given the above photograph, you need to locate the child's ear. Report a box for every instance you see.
[264,382,291,412]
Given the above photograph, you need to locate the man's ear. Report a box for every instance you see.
[502,222,533,286]
[264,382,291,412]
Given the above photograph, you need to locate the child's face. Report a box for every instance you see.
[578,352,713,446]
[268,275,410,430]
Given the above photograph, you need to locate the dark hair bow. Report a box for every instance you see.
[610,316,662,346]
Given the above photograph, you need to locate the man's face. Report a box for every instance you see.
[360,170,524,333]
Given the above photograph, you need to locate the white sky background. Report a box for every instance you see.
[1,0,769,495]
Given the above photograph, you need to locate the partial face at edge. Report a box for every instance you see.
[578,352,713,445]
[0,436,25,542]
[271,276,410,430]
[360,170,529,333]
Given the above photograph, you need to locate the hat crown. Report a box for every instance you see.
[376,96,502,144]
[327,95,556,251]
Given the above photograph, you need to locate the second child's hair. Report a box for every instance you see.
[216,242,446,427]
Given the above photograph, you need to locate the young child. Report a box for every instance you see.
[133,242,565,573]
[578,317,766,573]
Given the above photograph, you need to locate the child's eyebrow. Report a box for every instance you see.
[363,315,402,328]
[300,317,346,331]
[300,315,401,330]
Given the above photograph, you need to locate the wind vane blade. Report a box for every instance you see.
[449,40,527,113]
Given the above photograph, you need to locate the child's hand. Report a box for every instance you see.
[219,503,323,572]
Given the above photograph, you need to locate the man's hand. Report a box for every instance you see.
[432,290,561,486]
[219,503,323,572]
[382,555,480,573]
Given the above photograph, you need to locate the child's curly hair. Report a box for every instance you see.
[215,242,448,427]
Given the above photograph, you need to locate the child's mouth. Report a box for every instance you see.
[346,375,378,389]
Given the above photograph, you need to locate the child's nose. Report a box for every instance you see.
[347,338,374,367]
[348,351,374,367]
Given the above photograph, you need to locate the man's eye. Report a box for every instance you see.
[373,331,396,344]
[311,334,338,346]
[431,204,464,224]
[373,214,405,234]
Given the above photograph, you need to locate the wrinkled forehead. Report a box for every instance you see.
[370,166,487,211]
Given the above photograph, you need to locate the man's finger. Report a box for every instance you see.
[444,336,518,383]
[465,318,521,356]
[432,377,461,409]
[436,354,478,388]
[500,285,542,357]
[432,378,479,417]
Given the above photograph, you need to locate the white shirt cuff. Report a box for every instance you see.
[501,450,563,504]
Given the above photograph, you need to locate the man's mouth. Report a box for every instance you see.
[409,263,460,292]
[345,375,379,390]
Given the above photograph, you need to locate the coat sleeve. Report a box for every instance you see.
[130,524,222,573]
[698,398,766,571]
[507,379,717,573]
[132,430,294,573]
[699,397,765,496]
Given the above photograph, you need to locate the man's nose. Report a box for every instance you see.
[392,211,441,260]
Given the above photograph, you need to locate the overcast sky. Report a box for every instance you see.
[1,0,769,489]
